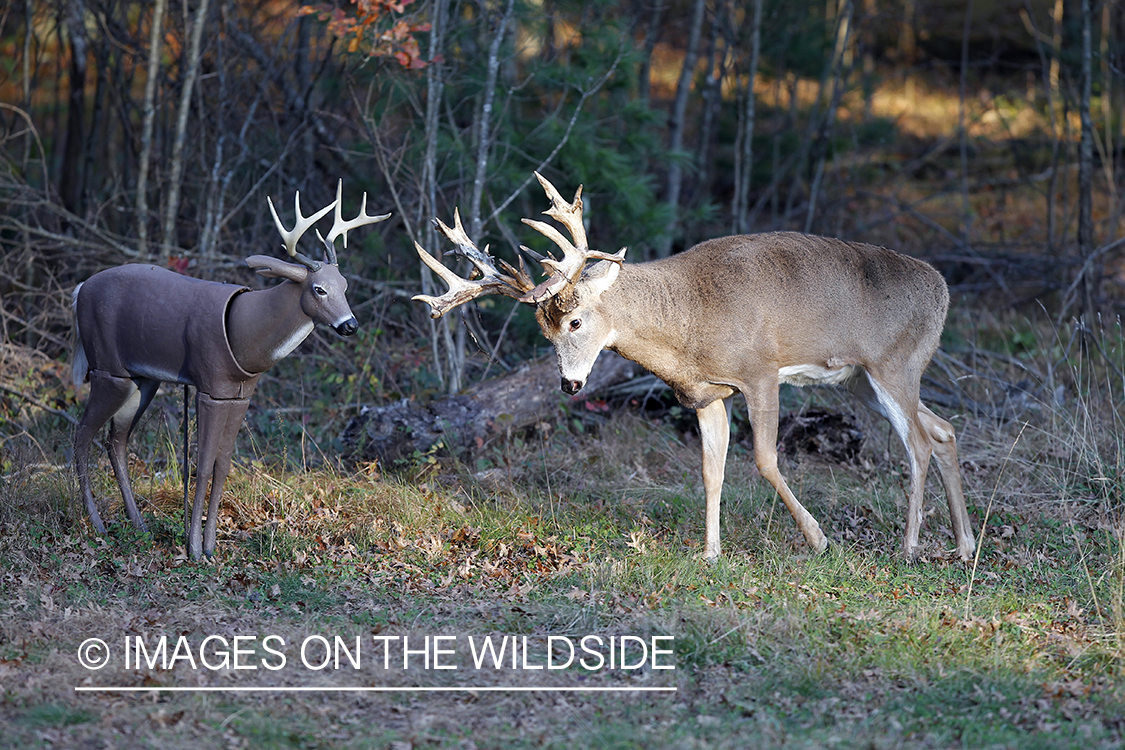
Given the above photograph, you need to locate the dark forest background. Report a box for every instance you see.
[1,0,1123,442]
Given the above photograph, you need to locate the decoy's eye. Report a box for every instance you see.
[313,285,328,297]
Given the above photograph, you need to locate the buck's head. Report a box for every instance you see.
[533,254,623,394]
[251,180,390,337]
[412,172,626,396]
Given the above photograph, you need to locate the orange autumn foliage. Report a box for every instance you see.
[298,0,431,69]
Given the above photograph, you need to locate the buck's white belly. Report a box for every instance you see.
[778,363,859,387]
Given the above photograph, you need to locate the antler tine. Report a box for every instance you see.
[412,210,534,319]
[433,209,511,281]
[412,242,526,319]
[412,243,485,318]
[324,179,392,259]
[521,172,590,283]
[268,190,337,269]
[498,255,536,291]
[522,172,625,289]
[533,171,587,249]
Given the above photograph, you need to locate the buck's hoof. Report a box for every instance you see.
[808,534,829,555]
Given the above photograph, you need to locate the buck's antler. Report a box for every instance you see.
[412,209,535,319]
[519,172,624,303]
[318,180,392,265]
[267,190,338,270]
[411,172,625,317]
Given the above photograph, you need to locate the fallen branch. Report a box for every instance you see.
[340,353,640,465]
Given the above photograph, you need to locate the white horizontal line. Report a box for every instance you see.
[75,686,677,693]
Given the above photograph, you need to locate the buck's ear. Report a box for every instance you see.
[579,247,626,297]
[245,255,309,283]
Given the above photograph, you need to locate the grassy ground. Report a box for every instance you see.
[2,310,1125,749]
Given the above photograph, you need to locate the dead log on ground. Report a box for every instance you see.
[340,353,641,466]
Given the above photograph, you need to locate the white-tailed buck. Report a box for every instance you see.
[73,181,389,559]
[413,173,976,562]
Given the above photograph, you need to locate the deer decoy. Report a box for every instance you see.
[412,172,976,563]
[73,181,389,559]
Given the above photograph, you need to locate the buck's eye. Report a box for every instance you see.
[313,285,328,297]
[569,318,582,332]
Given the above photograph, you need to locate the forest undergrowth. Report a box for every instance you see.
[2,302,1125,749]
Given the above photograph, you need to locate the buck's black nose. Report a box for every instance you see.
[335,317,359,336]
[561,378,584,395]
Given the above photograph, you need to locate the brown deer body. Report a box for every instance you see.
[413,174,975,562]
[73,183,388,559]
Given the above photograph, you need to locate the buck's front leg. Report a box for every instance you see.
[189,394,250,560]
[744,382,828,554]
[696,399,732,560]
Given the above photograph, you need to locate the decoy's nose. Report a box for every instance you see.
[335,317,359,337]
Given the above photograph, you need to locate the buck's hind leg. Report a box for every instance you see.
[918,403,975,560]
[75,372,139,533]
[848,371,932,561]
[743,381,828,554]
[105,378,160,531]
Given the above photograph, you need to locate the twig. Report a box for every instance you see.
[0,104,50,189]
[484,47,624,226]
[0,382,78,425]
[1058,236,1125,323]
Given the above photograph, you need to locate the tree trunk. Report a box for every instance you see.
[656,0,706,258]
[804,0,852,234]
[468,0,515,242]
[136,0,168,257]
[419,0,454,391]
[21,0,32,168]
[900,0,916,104]
[1047,0,1065,254]
[82,0,111,211]
[692,4,726,246]
[161,0,211,261]
[732,0,763,234]
[1077,0,1096,316]
[637,0,664,109]
[958,0,974,246]
[1100,1,1116,224]
[59,1,88,214]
